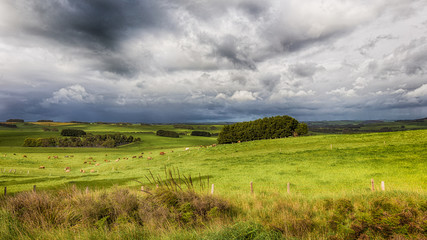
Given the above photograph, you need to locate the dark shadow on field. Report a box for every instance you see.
[0,174,94,185]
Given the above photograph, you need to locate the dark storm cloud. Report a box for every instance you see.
[19,0,171,51]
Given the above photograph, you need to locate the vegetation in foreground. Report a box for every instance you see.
[0,187,425,239]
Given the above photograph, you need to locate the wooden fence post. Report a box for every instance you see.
[250,181,254,195]
[287,182,290,194]
[381,181,385,191]
[371,179,375,191]
[211,184,214,195]
[33,185,36,192]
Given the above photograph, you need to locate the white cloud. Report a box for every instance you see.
[230,90,258,101]
[327,87,357,97]
[406,84,427,98]
[44,85,99,105]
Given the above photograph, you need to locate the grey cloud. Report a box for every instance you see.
[358,34,396,55]
[237,0,268,19]
[213,35,257,70]
[289,62,325,78]
[260,74,281,92]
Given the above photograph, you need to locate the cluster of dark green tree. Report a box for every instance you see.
[156,130,179,138]
[0,123,17,128]
[217,115,308,144]
[61,129,87,137]
[6,119,24,122]
[23,133,140,148]
[191,131,212,137]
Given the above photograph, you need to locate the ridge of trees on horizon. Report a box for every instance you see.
[217,115,308,144]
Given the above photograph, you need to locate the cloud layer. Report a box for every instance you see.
[0,0,426,122]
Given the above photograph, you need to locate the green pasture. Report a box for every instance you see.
[0,123,425,199]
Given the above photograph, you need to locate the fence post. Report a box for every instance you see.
[211,184,214,195]
[141,186,144,193]
[4,187,6,197]
[250,181,254,195]
[33,185,36,192]
[381,181,385,191]
[287,182,290,194]
[371,179,375,191]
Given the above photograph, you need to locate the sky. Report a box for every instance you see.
[0,0,426,123]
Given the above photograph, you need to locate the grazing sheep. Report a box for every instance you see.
[115,159,119,162]
[22,155,27,158]
[185,147,190,151]
[132,156,137,158]
[39,166,45,169]
[53,156,58,159]
[95,163,100,166]
[48,156,51,159]
[89,157,93,160]
[80,169,85,173]
[160,152,165,155]
[212,144,217,147]
[138,155,143,158]
[147,157,152,160]
[65,169,70,173]
[90,169,95,173]
[64,167,71,171]
[84,161,87,164]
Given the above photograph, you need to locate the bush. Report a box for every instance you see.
[191,131,212,137]
[156,130,179,138]
[61,129,87,137]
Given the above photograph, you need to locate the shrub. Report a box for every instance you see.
[191,131,212,137]
[61,129,87,137]
[156,130,179,138]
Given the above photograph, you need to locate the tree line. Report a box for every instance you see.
[23,133,140,148]
[217,115,308,144]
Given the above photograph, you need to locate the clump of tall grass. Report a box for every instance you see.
[0,185,235,239]
[243,193,426,239]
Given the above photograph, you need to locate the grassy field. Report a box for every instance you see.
[0,122,426,239]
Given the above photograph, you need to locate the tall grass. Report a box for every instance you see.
[0,187,425,239]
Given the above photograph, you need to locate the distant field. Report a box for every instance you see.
[0,122,425,198]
